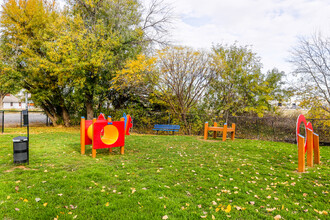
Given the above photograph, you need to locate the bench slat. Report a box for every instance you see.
[153,124,180,132]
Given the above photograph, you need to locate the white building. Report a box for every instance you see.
[2,94,27,109]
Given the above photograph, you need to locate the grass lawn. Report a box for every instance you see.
[0,127,329,219]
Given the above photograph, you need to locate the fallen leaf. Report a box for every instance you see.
[23,199,28,202]
[15,208,20,211]
[35,198,41,202]
[266,208,276,212]
[212,215,215,219]
[105,202,109,207]
[15,186,19,192]
[224,205,231,213]
[57,194,63,196]
[73,215,78,219]
[303,193,307,197]
[131,188,136,194]
[201,216,207,218]
[249,201,255,205]
[7,196,10,199]
[68,212,72,215]
[274,215,281,219]
[43,203,48,207]
[162,215,168,219]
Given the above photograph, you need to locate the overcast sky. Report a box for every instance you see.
[154,0,330,74]
[1,0,329,75]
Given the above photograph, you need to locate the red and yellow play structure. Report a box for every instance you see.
[80,113,132,158]
[296,114,320,172]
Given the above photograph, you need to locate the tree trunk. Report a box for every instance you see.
[40,102,59,126]
[62,107,70,127]
[181,113,190,135]
[86,93,94,120]
[0,93,5,110]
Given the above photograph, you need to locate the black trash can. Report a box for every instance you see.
[13,136,29,164]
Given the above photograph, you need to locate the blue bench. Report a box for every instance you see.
[153,124,180,135]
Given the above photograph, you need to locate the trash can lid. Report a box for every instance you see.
[13,136,28,142]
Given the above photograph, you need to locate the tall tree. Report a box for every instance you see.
[0,0,73,126]
[0,36,21,109]
[152,46,213,134]
[207,44,287,118]
[290,33,330,113]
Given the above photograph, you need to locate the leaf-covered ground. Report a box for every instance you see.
[0,127,329,219]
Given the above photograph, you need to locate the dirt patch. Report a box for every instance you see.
[4,165,37,173]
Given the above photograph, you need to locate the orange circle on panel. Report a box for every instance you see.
[87,124,93,140]
[101,125,119,145]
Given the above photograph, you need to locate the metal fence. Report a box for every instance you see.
[126,111,330,145]
[0,110,50,133]
[1,109,329,145]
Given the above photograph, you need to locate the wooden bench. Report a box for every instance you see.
[153,124,180,135]
[204,122,235,141]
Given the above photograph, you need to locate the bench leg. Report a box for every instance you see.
[222,124,227,141]
[231,124,235,140]
[213,122,217,139]
[204,122,208,140]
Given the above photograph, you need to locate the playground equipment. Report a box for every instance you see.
[80,113,132,158]
[296,114,320,172]
[204,122,235,141]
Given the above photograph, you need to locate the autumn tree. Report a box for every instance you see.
[1,0,173,124]
[290,33,330,114]
[0,0,75,125]
[0,36,21,109]
[151,46,213,133]
[206,44,288,119]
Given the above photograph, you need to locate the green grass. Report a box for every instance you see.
[0,127,329,219]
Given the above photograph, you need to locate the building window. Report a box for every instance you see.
[10,102,13,107]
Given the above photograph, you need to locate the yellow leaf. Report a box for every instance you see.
[225,205,231,213]
[43,203,48,207]
[23,199,28,202]
[7,196,10,199]
[105,202,109,207]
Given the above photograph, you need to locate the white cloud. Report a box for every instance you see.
[156,0,330,74]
